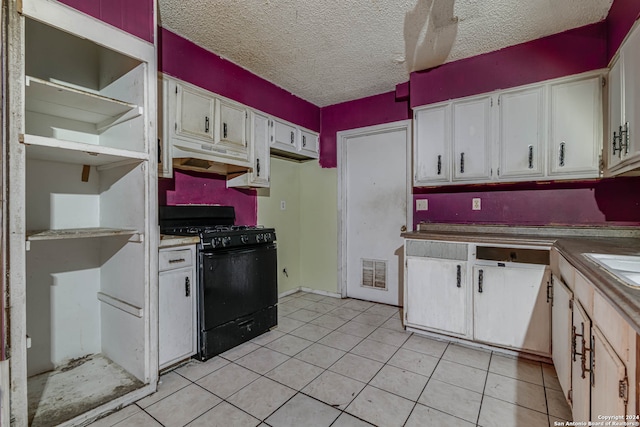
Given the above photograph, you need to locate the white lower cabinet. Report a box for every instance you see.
[571,300,592,422]
[551,252,635,422]
[472,264,550,355]
[406,257,467,336]
[159,246,197,369]
[552,274,573,402]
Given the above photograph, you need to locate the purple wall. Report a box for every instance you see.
[410,22,607,108]
[606,0,640,61]
[159,171,257,226]
[319,91,410,168]
[413,178,640,226]
[160,29,320,132]
[56,0,154,42]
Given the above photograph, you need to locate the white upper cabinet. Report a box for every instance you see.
[453,96,492,181]
[549,76,602,177]
[164,76,251,171]
[498,87,544,179]
[300,129,319,158]
[270,116,319,160]
[176,85,215,142]
[216,98,248,151]
[414,104,450,185]
[413,71,604,186]
[228,111,271,188]
[608,57,624,170]
[272,118,298,151]
[607,22,640,175]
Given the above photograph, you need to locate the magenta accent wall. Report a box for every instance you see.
[409,22,607,108]
[159,171,257,226]
[319,91,410,168]
[413,178,640,226]
[606,0,640,61]
[56,0,154,42]
[160,29,320,132]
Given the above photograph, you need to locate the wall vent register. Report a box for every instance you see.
[362,259,387,290]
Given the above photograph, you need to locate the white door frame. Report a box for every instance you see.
[337,120,413,299]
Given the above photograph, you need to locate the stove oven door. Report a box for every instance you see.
[198,243,277,358]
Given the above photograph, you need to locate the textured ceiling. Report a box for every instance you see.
[158,0,613,107]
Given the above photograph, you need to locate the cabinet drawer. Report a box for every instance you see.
[406,240,467,260]
[160,248,193,271]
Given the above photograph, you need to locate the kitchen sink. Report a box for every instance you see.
[584,253,640,288]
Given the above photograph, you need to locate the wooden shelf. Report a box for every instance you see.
[26,227,141,242]
[23,134,148,166]
[25,76,142,132]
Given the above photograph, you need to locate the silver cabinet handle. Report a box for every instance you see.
[168,258,185,264]
[256,158,260,177]
[437,155,442,175]
[185,276,191,297]
[456,265,461,288]
[528,145,534,169]
[205,116,210,133]
[460,152,465,174]
[223,122,228,139]
[290,131,295,144]
[478,269,483,293]
[559,142,565,167]
[302,135,306,147]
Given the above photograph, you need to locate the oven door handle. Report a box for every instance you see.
[201,243,276,257]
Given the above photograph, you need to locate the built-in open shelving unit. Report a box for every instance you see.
[6,1,158,425]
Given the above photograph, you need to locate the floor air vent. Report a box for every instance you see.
[362,259,387,290]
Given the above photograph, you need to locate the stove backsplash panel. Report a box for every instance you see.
[159,170,257,226]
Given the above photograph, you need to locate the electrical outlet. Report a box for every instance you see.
[416,199,428,211]
[472,198,481,211]
[280,200,286,210]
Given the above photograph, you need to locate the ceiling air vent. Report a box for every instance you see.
[362,259,387,290]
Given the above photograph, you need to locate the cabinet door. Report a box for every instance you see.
[549,77,601,177]
[473,265,550,354]
[406,258,467,336]
[498,87,544,179]
[217,98,247,151]
[572,301,592,423]
[159,267,195,368]
[591,326,628,419]
[300,129,319,158]
[272,118,298,152]
[608,58,624,170]
[414,104,450,184]
[251,111,270,187]
[552,274,573,404]
[453,96,492,181]
[622,25,640,160]
[176,84,215,142]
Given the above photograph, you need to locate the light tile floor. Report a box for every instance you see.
[90,291,571,427]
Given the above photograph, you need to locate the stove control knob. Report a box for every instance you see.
[241,235,249,244]
[212,237,221,248]
[222,236,232,247]
[264,233,272,242]
[256,233,263,243]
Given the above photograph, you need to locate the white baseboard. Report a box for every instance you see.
[278,287,341,299]
[300,287,341,299]
[1,359,10,427]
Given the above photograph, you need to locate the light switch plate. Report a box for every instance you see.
[416,199,428,211]
[472,198,481,210]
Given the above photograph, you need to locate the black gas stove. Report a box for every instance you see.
[160,206,276,249]
[159,205,278,360]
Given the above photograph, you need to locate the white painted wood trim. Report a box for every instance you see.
[337,120,413,299]
[300,287,342,299]
[0,360,9,427]
[97,292,144,318]
[20,0,155,63]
